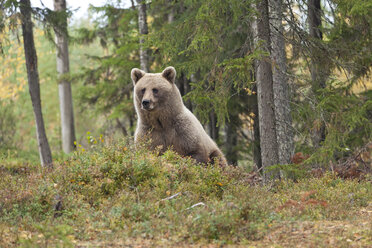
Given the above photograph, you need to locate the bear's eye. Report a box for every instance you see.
[152,88,158,94]
[141,88,146,94]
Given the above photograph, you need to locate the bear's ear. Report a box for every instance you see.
[131,68,146,85]
[161,66,176,84]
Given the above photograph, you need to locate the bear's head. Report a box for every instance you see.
[131,66,178,112]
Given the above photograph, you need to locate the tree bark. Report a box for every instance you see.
[253,0,280,181]
[270,0,294,165]
[252,84,262,170]
[308,0,323,45]
[225,114,238,166]
[116,118,128,136]
[176,73,193,111]
[20,0,53,168]
[308,0,326,146]
[130,0,135,10]
[244,16,262,170]
[208,110,219,141]
[136,0,149,72]
[54,0,76,154]
[167,0,175,23]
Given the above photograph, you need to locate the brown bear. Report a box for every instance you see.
[131,66,227,167]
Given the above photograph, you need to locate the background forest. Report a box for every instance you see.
[0,0,371,246]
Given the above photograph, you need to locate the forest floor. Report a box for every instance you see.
[75,217,372,247]
[0,140,371,247]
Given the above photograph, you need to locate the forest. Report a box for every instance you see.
[0,0,371,246]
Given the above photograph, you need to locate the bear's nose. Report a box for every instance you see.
[142,100,150,108]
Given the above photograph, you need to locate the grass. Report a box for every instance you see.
[0,138,371,247]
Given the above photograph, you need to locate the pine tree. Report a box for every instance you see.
[253,0,280,180]
[74,3,139,136]
[308,0,327,147]
[148,0,262,166]
[270,0,294,165]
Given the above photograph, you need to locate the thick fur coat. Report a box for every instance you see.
[132,66,227,166]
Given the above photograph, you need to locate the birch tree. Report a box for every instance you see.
[54,0,76,153]
[20,0,53,167]
[136,0,149,72]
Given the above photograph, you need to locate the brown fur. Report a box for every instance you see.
[132,66,227,166]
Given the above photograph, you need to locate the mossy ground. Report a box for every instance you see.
[0,139,371,247]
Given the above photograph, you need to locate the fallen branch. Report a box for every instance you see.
[185,202,206,211]
[160,192,182,201]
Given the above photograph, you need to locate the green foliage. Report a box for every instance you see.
[70,0,372,168]
[0,99,16,149]
[74,0,258,127]
[315,89,371,160]
[328,0,372,78]
[74,5,138,121]
[293,82,372,165]
[149,0,256,124]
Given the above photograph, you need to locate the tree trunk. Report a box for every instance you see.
[225,115,238,166]
[253,0,280,181]
[136,0,149,72]
[308,0,326,146]
[252,84,262,170]
[245,17,262,170]
[208,110,219,142]
[54,0,76,154]
[20,0,53,168]
[116,118,128,136]
[129,114,135,136]
[308,0,323,47]
[176,73,193,111]
[184,80,192,111]
[176,75,185,96]
[270,0,294,165]
[167,0,175,23]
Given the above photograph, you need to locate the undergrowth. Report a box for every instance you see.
[0,138,371,246]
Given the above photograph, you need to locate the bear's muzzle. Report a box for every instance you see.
[142,99,152,110]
